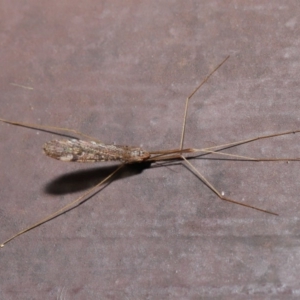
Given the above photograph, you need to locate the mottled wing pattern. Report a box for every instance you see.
[43,139,150,163]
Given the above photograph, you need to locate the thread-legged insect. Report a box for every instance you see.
[1,55,300,247]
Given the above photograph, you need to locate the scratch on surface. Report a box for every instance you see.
[57,286,67,300]
[10,83,34,90]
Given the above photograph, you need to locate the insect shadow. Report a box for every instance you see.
[45,162,152,195]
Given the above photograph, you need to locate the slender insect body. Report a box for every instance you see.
[43,139,150,163]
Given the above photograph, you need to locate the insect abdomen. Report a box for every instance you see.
[43,139,150,163]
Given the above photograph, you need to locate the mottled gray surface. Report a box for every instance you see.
[1,1,300,299]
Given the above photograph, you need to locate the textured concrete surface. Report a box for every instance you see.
[1,1,300,299]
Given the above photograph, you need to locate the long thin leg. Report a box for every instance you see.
[0,164,124,247]
[179,55,230,150]
[149,127,300,162]
[181,156,278,215]
[176,56,288,216]
[191,129,300,161]
[196,129,300,152]
[0,118,102,142]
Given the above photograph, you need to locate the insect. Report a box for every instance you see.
[1,55,299,247]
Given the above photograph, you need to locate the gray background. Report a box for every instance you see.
[0,1,300,299]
